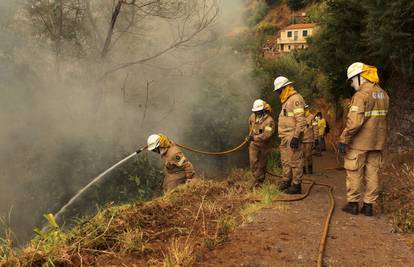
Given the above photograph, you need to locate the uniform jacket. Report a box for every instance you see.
[161,142,195,185]
[303,113,319,143]
[249,113,275,148]
[340,82,389,151]
[278,93,307,140]
[317,118,326,137]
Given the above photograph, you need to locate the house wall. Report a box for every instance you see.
[280,28,314,42]
[277,27,314,52]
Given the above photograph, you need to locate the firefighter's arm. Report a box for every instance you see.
[248,114,254,133]
[293,100,306,138]
[166,152,187,169]
[339,94,365,144]
[254,120,275,142]
[183,161,196,180]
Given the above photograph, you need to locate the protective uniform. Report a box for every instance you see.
[277,85,307,189]
[317,117,326,137]
[340,63,389,215]
[161,142,195,192]
[147,134,196,192]
[302,110,318,174]
[248,104,275,185]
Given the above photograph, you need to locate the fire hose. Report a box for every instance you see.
[176,135,335,267]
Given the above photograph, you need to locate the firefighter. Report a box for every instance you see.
[147,134,196,192]
[274,76,307,194]
[247,99,275,187]
[339,62,389,216]
[315,112,327,155]
[303,104,319,174]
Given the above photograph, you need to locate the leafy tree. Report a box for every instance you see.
[300,0,368,100]
[363,0,414,82]
[287,0,321,11]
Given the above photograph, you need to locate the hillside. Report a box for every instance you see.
[1,173,281,266]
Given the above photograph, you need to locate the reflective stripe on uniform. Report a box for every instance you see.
[364,110,388,117]
[265,126,273,132]
[350,105,359,112]
[293,108,304,114]
[287,112,294,117]
[177,156,186,166]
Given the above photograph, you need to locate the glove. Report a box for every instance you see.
[338,143,348,154]
[290,137,300,149]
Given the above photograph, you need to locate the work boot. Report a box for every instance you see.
[342,202,359,215]
[360,203,373,216]
[278,180,291,192]
[285,183,302,194]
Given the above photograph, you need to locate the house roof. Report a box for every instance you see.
[283,23,316,30]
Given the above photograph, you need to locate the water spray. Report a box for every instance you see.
[42,145,148,231]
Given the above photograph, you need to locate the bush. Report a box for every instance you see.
[299,0,367,100]
[363,0,414,82]
[257,22,279,35]
[259,54,319,102]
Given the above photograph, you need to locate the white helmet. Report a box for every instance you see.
[147,134,161,151]
[273,76,293,92]
[252,99,265,112]
[347,62,364,80]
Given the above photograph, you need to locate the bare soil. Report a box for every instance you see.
[197,151,414,266]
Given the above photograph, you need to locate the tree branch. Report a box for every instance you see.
[101,0,123,59]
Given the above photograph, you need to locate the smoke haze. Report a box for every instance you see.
[0,0,259,243]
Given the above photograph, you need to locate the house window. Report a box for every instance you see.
[302,45,305,49]
[303,30,308,37]
[287,31,292,38]
[288,45,291,50]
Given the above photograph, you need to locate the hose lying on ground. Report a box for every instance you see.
[176,137,335,267]
[265,170,335,267]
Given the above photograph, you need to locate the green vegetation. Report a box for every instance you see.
[300,0,414,100]
[380,159,414,234]
[257,22,279,35]
[288,0,322,11]
[241,184,281,223]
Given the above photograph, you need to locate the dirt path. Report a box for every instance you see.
[197,151,414,266]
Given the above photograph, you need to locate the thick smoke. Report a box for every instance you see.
[0,0,258,243]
